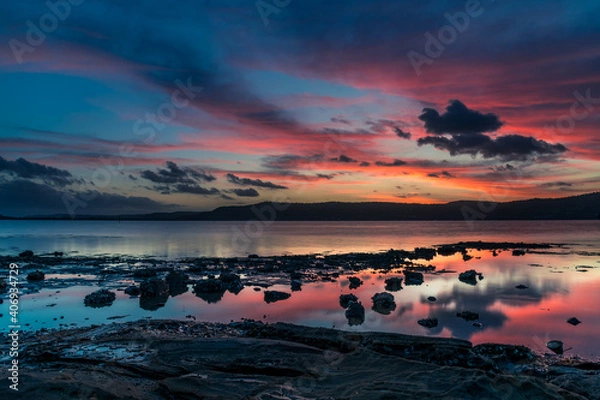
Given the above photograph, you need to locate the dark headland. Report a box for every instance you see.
[2,192,599,221]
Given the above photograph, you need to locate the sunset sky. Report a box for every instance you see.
[0,0,599,216]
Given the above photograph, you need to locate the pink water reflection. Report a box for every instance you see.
[11,247,599,359]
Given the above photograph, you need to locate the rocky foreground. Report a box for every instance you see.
[4,319,599,399]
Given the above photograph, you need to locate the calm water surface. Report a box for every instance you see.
[0,220,599,257]
[1,220,599,359]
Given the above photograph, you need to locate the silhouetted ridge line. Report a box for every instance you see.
[2,192,598,221]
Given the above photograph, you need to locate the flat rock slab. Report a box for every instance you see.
[8,320,595,400]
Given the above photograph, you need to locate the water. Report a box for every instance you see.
[1,220,599,359]
[1,220,599,258]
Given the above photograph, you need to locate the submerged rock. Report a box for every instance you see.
[567,317,582,326]
[166,270,190,297]
[348,276,363,289]
[84,289,116,308]
[133,269,157,278]
[457,311,479,321]
[291,279,302,291]
[339,294,358,309]
[264,290,291,304]
[403,271,424,286]
[515,284,529,290]
[124,285,140,296]
[345,301,365,326]
[140,278,169,298]
[437,244,464,256]
[194,278,224,293]
[384,277,403,292]
[418,317,438,328]
[27,270,45,281]
[371,292,396,315]
[19,250,34,258]
[547,340,564,354]
[219,273,244,294]
[140,278,170,310]
[458,269,483,285]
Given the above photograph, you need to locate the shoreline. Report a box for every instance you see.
[4,319,598,399]
[2,240,599,398]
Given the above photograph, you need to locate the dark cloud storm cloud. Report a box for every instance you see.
[226,173,287,189]
[0,156,76,186]
[140,161,220,196]
[419,100,503,135]
[0,180,175,217]
[375,159,407,167]
[394,127,412,139]
[230,188,260,197]
[417,101,568,162]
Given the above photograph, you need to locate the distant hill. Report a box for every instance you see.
[2,192,599,221]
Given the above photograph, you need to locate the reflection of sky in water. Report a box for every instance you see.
[0,220,599,258]
[3,248,599,359]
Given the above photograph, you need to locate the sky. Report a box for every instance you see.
[0,0,599,216]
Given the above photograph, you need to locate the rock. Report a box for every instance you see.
[27,270,45,281]
[291,279,302,291]
[194,279,224,293]
[193,281,225,304]
[427,296,437,302]
[166,271,190,297]
[339,294,358,308]
[345,301,365,326]
[19,250,34,258]
[264,291,291,304]
[547,340,564,354]
[403,270,424,286]
[124,285,140,296]
[84,289,116,308]
[348,276,363,289]
[456,311,479,321]
[0,278,7,293]
[418,317,438,328]
[512,249,526,256]
[140,278,169,298]
[53,251,64,257]
[437,245,464,256]
[140,295,168,311]
[515,284,529,289]
[371,292,396,315]
[462,252,473,262]
[567,317,581,326]
[133,269,157,278]
[458,269,483,285]
[220,273,244,294]
[384,277,403,292]
[472,322,483,328]
[412,247,438,260]
[290,271,302,280]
